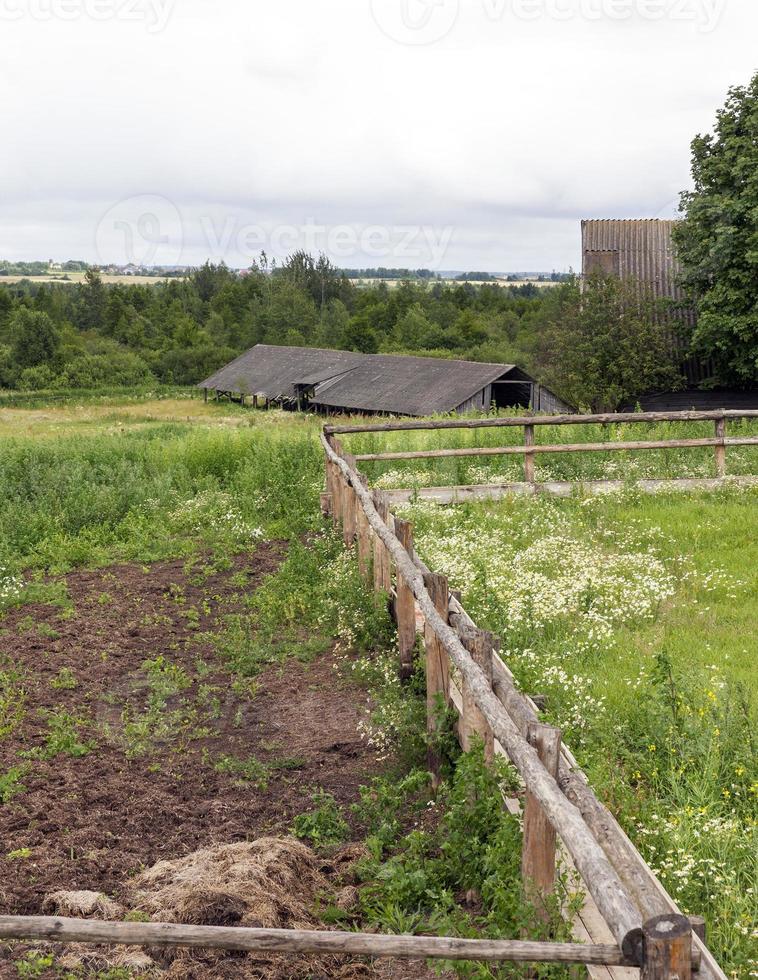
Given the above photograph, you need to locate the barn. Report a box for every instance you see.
[199,345,572,416]
[582,218,705,384]
[582,219,758,409]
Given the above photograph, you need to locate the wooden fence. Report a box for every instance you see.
[327,409,758,500]
[318,415,739,980]
[2,412,746,976]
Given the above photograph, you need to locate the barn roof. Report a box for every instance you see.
[200,345,522,415]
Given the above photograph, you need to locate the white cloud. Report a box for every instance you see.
[0,0,755,270]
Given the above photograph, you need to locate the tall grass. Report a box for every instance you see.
[403,488,757,978]
[0,423,323,575]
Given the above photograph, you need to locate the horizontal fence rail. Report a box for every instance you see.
[0,917,644,966]
[331,408,758,487]
[318,421,732,980]
[325,409,758,435]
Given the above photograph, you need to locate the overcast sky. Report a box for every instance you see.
[1,0,756,272]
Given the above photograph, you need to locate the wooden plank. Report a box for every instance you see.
[381,475,758,504]
[325,409,758,435]
[0,916,640,966]
[322,434,645,965]
[354,437,728,462]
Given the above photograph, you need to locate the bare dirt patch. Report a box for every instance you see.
[0,544,435,978]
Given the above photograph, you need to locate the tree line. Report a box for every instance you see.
[0,255,683,411]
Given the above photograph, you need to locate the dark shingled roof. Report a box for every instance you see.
[200,345,522,415]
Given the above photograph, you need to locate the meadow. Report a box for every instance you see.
[0,394,755,978]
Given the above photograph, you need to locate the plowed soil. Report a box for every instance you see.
[0,544,434,978]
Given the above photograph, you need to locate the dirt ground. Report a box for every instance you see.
[0,544,438,979]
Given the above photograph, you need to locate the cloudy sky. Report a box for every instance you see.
[1,0,756,272]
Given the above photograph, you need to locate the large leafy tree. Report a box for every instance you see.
[673,72,758,387]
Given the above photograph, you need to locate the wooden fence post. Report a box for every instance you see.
[524,422,536,483]
[394,518,417,681]
[640,915,692,980]
[343,482,357,547]
[460,629,494,763]
[332,466,343,527]
[522,722,562,922]
[423,572,450,787]
[356,475,372,580]
[714,417,727,478]
[372,490,393,595]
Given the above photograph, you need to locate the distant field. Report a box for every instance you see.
[348,277,560,289]
[0,272,179,286]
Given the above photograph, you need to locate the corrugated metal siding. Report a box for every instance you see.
[581,219,707,384]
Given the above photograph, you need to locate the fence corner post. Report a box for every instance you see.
[423,572,450,787]
[640,914,693,980]
[522,722,562,924]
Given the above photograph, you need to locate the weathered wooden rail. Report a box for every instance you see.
[319,417,736,980]
[327,409,758,491]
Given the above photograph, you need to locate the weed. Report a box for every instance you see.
[50,667,78,690]
[32,709,93,759]
[0,764,30,803]
[0,669,26,738]
[293,790,350,849]
[14,951,54,978]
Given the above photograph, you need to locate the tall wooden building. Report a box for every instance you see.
[581,218,707,385]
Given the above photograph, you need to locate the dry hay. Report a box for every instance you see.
[43,889,124,920]
[39,837,423,979]
[130,837,324,929]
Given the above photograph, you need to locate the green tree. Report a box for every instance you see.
[673,72,758,386]
[10,308,62,371]
[534,276,683,412]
